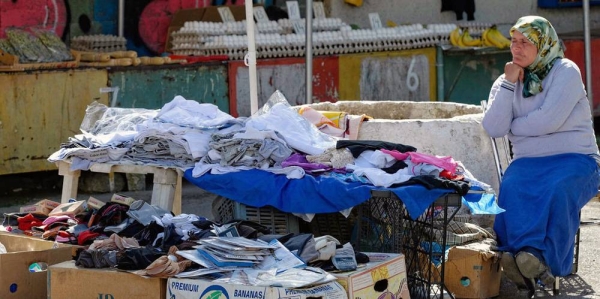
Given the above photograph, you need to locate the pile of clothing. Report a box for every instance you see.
[1,198,367,281]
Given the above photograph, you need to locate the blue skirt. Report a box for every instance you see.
[494,153,599,276]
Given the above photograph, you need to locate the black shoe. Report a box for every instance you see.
[523,276,537,298]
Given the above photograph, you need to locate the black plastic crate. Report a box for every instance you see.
[308,211,356,245]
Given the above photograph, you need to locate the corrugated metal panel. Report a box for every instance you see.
[442,48,511,105]
[339,48,437,102]
[228,56,339,117]
[108,63,229,112]
[0,69,109,175]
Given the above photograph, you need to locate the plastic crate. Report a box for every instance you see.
[212,197,300,235]
[309,211,356,245]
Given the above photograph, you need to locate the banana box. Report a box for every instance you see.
[49,261,166,299]
[166,278,347,299]
[332,253,410,299]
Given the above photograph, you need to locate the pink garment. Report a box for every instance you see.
[381,149,457,174]
[381,149,410,161]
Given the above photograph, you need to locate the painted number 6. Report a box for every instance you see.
[406,57,419,92]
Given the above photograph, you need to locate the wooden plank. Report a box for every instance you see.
[89,163,166,175]
[173,175,183,215]
[56,161,81,203]
[0,65,25,71]
[151,168,178,212]
[0,49,81,71]
[0,69,109,175]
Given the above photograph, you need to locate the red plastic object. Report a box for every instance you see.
[139,0,212,54]
[169,54,230,63]
[0,0,67,38]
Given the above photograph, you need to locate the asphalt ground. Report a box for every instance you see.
[1,171,599,299]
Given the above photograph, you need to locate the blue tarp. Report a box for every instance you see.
[184,169,498,220]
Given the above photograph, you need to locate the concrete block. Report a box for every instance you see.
[126,173,147,191]
[301,101,505,192]
[78,172,126,193]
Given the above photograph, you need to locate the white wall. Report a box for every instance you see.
[325,0,600,35]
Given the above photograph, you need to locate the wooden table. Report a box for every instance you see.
[56,160,183,214]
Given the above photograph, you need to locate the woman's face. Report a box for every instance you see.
[510,30,538,68]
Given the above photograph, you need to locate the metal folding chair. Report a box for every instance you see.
[480,100,511,183]
[551,212,581,295]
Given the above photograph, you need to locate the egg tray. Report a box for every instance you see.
[171,36,441,59]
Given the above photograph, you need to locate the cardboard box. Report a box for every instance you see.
[49,261,167,299]
[48,200,86,217]
[165,8,206,53]
[38,199,61,210]
[332,252,410,299]
[20,199,61,215]
[111,193,136,206]
[0,233,76,299]
[442,245,502,299]
[87,196,107,210]
[19,204,49,215]
[201,5,249,23]
[167,278,347,299]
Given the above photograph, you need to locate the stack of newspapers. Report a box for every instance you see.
[174,236,338,288]
[175,236,306,275]
[196,237,278,268]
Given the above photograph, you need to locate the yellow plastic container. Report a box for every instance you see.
[345,0,363,7]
